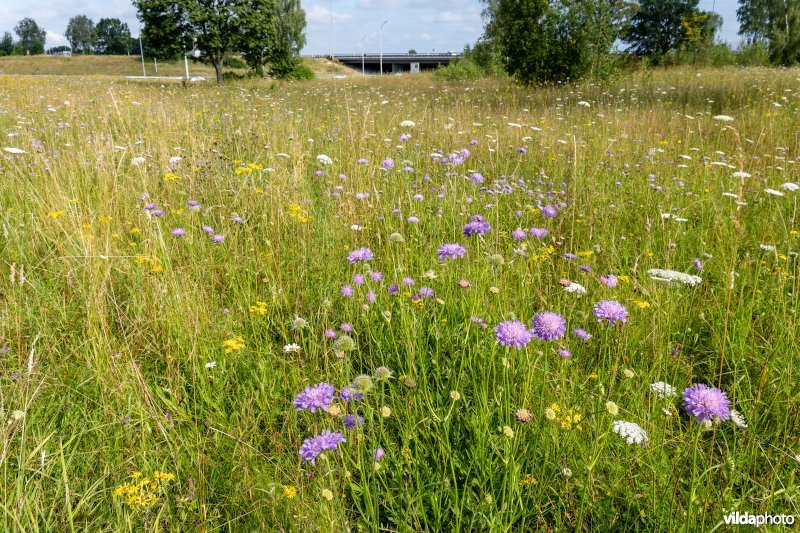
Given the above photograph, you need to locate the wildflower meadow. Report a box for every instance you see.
[0,68,798,530]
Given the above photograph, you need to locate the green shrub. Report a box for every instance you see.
[433,58,485,81]
[270,58,314,80]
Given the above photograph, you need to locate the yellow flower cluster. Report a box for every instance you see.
[544,403,583,431]
[521,474,538,487]
[249,301,268,315]
[135,254,163,273]
[223,336,245,353]
[114,470,175,508]
[47,209,65,220]
[287,203,311,223]
[234,163,263,175]
[531,245,555,262]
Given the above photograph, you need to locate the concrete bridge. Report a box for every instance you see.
[304,53,460,75]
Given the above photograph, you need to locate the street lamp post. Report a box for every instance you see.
[139,33,146,77]
[361,35,367,75]
[379,20,388,75]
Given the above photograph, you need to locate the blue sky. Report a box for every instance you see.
[0,0,740,55]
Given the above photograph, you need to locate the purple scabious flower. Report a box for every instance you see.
[494,320,533,349]
[593,300,628,326]
[599,274,618,288]
[373,448,385,461]
[572,328,591,342]
[231,215,244,223]
[471,172,484,184]
[380,158,395,170]
[341,285,354,297]
[693,258,704,271]
[438,243,467,260]
[558,349,572,359]
[347,247,374,263]
[293,382,336,413]
[324,328,337,339]
[407,216,420,223]
[402,277,415,286]
[371,271,383,281]
[418,287,434,298]
[340,322,353,333]
[530,228,550,239]
[531,311,567,341]
[511,229,528,240]
[202,225,215,234]
[212,234,224,243]
[540,205,558,218]
[682,384,731,422]
[299,430,346,464]
[388,284,399,295]
[463,215,491,237]
[339,386,364,403]
[580,264,593,273]
[343,413,365,429]
[353,274,366,286]
[365,289,377,303]
[171,228,186,237]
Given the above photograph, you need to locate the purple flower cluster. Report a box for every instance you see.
[463,215,491,237]
[531,311,567,341]
[495,320,533,348]
[347,247,374,263]
[293,382,335,413]
[682,384,731,422]
[593,300,628,326]
[438,243,467,260]
[299,430,346,464]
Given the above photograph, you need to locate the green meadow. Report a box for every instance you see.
[0,67,798,531]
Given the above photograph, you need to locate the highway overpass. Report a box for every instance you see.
[304,53,460,75]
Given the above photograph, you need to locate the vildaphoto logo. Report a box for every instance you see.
[723,512,795,526]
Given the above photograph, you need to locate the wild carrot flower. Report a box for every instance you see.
[612,421,648,445]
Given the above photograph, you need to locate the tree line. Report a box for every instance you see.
[1,0,307,84]
[0,17,135,56]
[453,0,799,83]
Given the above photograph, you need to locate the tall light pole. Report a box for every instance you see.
[379,20,388,75]
[138,31,146,77]
[361,35,368,75]
[329,0,334,58]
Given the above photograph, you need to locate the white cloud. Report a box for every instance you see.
[45,30,69,48]
[306,6,353,25]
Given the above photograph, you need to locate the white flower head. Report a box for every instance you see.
[730,409,747,428]
[316,154,332,165]
[650,381,677,399]
[563,282,587,294]
[283,343,301,353]
[648,269,702,287]
[400,120,416,127]
[131,156,146,166]
[779,182,799,192]
[3,147,26,154]
[712,115,734,122]
[612,420,648,445]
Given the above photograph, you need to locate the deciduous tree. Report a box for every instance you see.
[738,0,800,65]
[14,18,46,55]
[96,18,132,55]
[65,15,96,54]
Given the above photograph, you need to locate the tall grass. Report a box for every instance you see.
[0,67,798,530]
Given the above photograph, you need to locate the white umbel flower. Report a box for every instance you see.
[648,269,703,287]
[764,188,784,196]
[779,182,799,192]
[131,156,146,166]
[650,381,677,399]
[563,282,587,294]
[612,421,648,445]
[730,409,747,428]
[316,154,333,165]
[283,343,301,353]
[3,147,25,154]
[712,115,734,122]
[400,120,416,127]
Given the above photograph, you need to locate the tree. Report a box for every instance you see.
[623,0,699,60]
[0,32,14,56]
[738,0,800,66]
[136,0,192,60]
[95,18,132,54]
[65,15,97,54]
[134,0,280,83]
[482,0,621,83]
[14,18,46,55]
